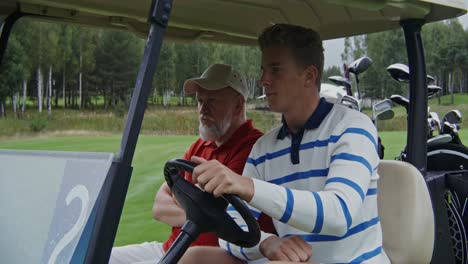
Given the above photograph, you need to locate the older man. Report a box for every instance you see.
[109,63,273,264]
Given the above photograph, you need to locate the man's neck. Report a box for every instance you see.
[283,95,320,134]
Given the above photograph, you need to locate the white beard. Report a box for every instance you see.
[199,111,233,142]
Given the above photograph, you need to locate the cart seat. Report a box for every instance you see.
[377,160,434,263]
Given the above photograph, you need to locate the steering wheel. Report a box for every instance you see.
[158,159,260,264]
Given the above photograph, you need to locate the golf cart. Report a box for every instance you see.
[0,0,467,263]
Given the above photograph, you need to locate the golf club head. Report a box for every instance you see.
[428,112,441,133]
[372,99,393,120]
[348,56,372,75]
[442,110,462,129]
[328,75,352,89]
[373,99,393,112]
[427,75,435,85]
[376,109,395,121]
[441,121,459,135]
[387,63,435,84]
[427,134,452,147]
[387,63,409,82]
[389,94,409,113]
[428,85,442,97]
[340,95,360,111]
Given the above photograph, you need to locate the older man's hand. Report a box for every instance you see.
[190,156,254,202]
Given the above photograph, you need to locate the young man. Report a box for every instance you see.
[181,24,390,263]
[109,63,273,264]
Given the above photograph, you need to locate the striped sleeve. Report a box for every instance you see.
[248,116,380,236]
[219,142,276,261]
[322,117,379,234]
[219,206,275,261]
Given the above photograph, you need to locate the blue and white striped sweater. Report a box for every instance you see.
[220,105,390,264]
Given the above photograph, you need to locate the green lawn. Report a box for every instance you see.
[0,131,467,245]
[379,130,468,159]
[379,131,407,160]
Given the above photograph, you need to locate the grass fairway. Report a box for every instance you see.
[0,130,466,246]
[379,130,468,160]
[379,131,407,160]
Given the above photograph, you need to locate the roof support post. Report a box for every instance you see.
[0,11,22,67]
[84,0,173,263]
[401,19,428,176]
[119,0,173,165]
[401,20,457,263]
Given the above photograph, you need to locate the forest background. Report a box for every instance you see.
[0,18,467,136]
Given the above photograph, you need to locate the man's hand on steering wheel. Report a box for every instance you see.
[163,158,261,250]
[190,156,255,202]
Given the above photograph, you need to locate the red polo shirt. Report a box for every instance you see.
[162,120,274,251]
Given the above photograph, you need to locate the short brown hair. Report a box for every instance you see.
[258,24,324,86]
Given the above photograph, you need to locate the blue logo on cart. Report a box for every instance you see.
[41,155,112,264]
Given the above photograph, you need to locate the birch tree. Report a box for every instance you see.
[0,35,27,117]
[21,79,27,114]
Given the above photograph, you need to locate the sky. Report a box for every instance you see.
[323,1,468,69]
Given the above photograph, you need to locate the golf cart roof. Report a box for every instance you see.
[1,0,466,44]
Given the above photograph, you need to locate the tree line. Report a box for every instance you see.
[0,18,466,117]
[0,18,262,117]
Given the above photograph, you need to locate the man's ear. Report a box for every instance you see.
[305,65,319,88]
[234,95,244,115]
